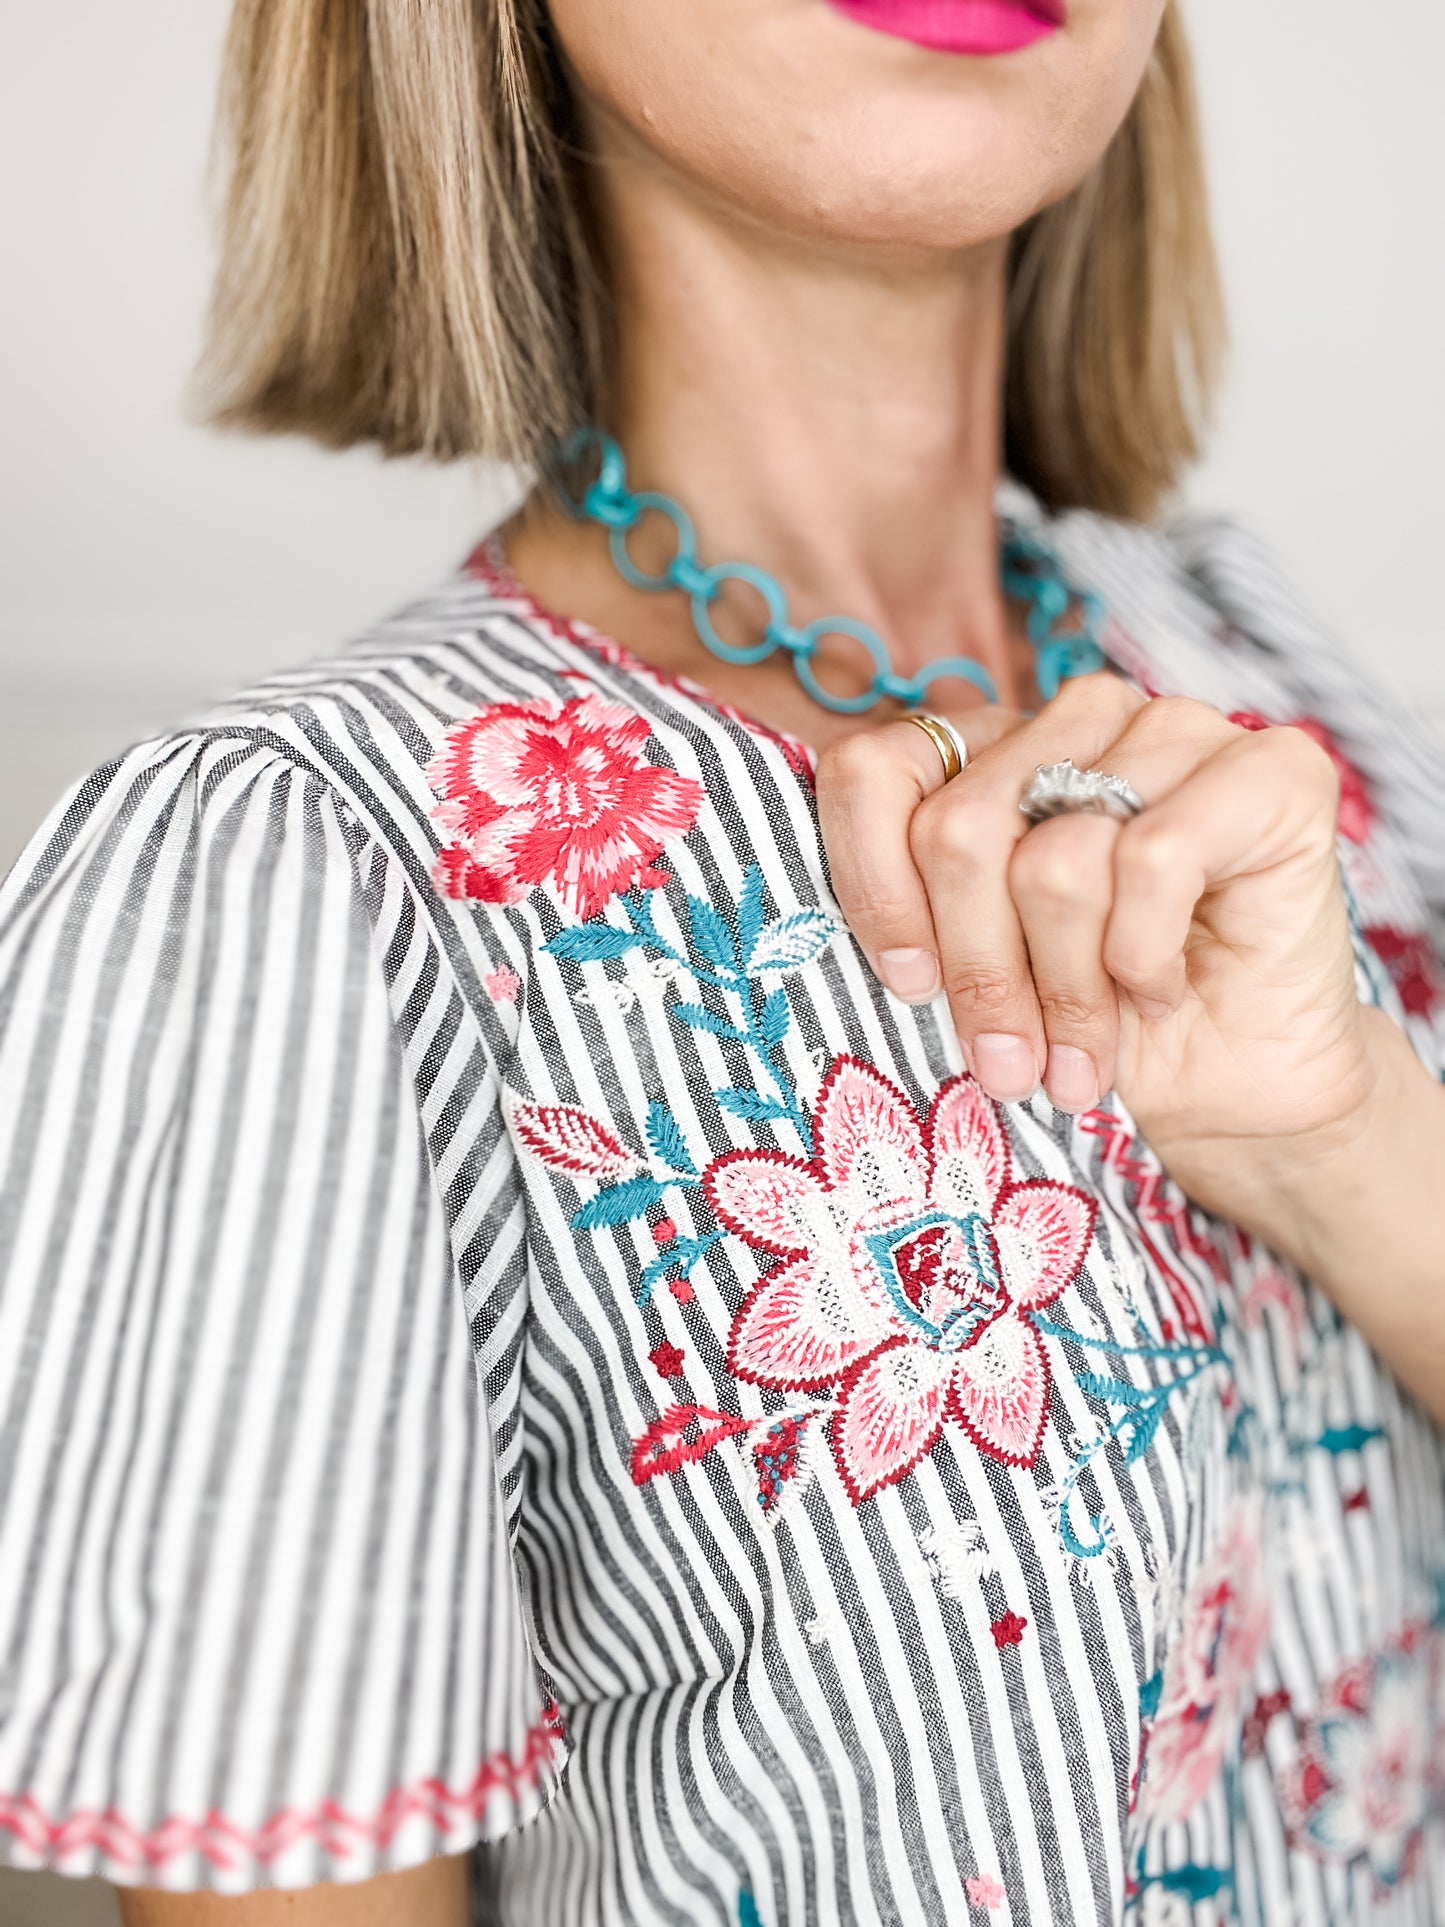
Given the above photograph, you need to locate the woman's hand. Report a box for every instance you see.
[821,672,1445,1417]
[818,674,1372,1202]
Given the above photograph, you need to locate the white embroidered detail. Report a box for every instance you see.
[918,1520,997,1599]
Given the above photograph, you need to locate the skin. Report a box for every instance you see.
[119,0,1445,1917]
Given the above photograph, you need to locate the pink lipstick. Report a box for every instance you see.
[825,0,1064,57]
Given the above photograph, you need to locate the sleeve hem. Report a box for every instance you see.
[0,1702,567,1894]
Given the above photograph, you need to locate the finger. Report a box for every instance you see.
[1104,723,1342,1014]
[909,671,1145,1098]
[1061,696,1241,1015]
[817,708,1023,1004]
[1007,812,1121,1112]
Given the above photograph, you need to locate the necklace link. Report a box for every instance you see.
[558,428,1107,715]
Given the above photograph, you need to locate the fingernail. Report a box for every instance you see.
[972,1033,1039,1103]
[1130,995,1174,1021]
[878,947,941,1003]
[1046,1044,1098,1114]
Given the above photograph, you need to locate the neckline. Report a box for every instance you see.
[464,534,823,781]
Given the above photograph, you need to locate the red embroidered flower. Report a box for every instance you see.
[1230,711,1373,844]
[427,697,705,919]
[653,1217,678,1245]
[649,1342,686,1379]
[1361,925,1443,1018]
[669,1278,696,1305]
[990,1612,1028,1649]
[703,1056,1096,1503]
[1140,1501,1272,1824]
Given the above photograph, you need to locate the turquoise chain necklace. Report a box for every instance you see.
[557,427,1106,715]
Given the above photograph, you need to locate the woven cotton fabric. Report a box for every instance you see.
[0,498,1442,1924]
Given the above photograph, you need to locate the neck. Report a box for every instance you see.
[511,112,1025,716]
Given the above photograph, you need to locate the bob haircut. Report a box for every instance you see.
[202,1,1224,524]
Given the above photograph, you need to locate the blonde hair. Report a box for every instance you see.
[202,2,1223,522]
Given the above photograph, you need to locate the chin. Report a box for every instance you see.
[563,0,1156,260]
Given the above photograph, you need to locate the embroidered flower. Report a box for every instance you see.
[1361,924,1442,1018]
[703,1056,1096,1503]
[428,697,705,918]
[484,966,522,1004]
[1140,1500,1272,1824]
[965,1873,1007,1910]
[1282,1630,1436,1887]
[990,1612,1028,1649]
[918,1520,997,1599]
[649,1342,686,1379]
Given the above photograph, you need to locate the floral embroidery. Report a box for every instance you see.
[631,1405,754,1484]
[918,1520,997,1598]
[1138,1500,1272,1825]
[1241,1686,1292,1758]
[990,1612,1028,1649]
[1282,1626,1440,1888]
[648,1342,686,1379]
[1361,923,1443,1018]
[706,1056,1096,1498]
[965,1873,1007,1909]
[428,697,704,917]
[484,965,522,1004]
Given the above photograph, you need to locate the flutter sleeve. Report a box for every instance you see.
[0,733,562,1894]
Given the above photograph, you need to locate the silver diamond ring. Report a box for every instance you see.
[1018,758,1145,826]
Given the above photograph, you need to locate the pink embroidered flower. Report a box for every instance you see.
[653,1217,678,1245]
[703,1056,1096,1503]
[1140,1501,1272,1824]
[1282,1630,1436,1888]
[484,966,522,1004]
[965,1873,1007,1909]
[427,698,705,919]
[669,1277,696,1305]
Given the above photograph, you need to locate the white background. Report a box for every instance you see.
[0,1,1442,1918]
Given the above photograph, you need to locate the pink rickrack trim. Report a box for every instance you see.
[0,1702,565,1877]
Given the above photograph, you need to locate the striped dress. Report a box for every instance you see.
[1,500,1443,1926]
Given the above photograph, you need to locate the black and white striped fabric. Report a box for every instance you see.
[1,501,1442,1925]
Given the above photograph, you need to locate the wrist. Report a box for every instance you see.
[1153,1008,1430,1287]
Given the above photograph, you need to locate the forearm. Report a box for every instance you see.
[1202,1007,1445,1418]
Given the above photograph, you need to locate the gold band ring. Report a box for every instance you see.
[908,711,969,785]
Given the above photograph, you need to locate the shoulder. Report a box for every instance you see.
[3,556,576,923]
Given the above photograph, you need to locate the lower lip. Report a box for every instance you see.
[825,0,1061,57]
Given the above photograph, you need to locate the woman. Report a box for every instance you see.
[1,0,1442,1922]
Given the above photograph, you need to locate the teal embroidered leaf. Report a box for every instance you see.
[759,988,791,1048]
[645,1102,695,1175]
[688,894,739,972]
[1077,1371,1154,1408]
[739,1894,764,1927]
[673,1002,748,1040]
[1120,1400,1166,1466]
[1316,1423,1385,1455]
[543,923,642,963]
[717,1089,798,1124]
[751,909,840,975]
[736,865,768,961]
[1155,1866,1232,1902]
[572,1176,670,1231]
[1138,1669,1163,1719]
